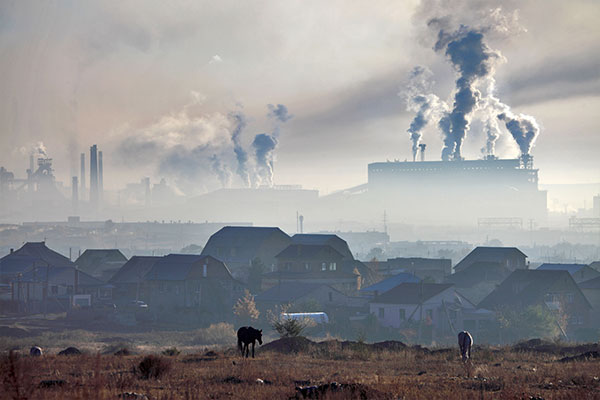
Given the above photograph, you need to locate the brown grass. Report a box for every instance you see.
[1,340,599,399]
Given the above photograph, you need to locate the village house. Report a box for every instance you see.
[261,244,361,294]
[142,254,245,320]
[537,263,600,283]
[0,242,75,284]
[454,246,528,273]
[368,257,452,283]
[75,249,128,281]
[291,233,377,287]
[445,261,512,304]
[578,276,600,329]
[359,272,421,299]
[108,256,160,305]
[201,226,291,275]
[11,265,109,313]
[478,269,592,337]
[369,282,488,343]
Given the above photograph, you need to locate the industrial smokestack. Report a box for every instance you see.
[419,143,426,162]
[98,150,104,204]
[90,145,98,208]
[80,153,86,200]
[71,176,79,215]
[299,215,304,234]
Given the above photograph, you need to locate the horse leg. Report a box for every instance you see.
[251,341,255,358]
[244,343,249,358]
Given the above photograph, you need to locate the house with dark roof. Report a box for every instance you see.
[369,282,484,342]
[479,270,592,335]
[75,249,128,281]
[201,226,291,274]
[142,254,244,318]
[454,247,527,273]
[11,265,109,313]
[262,244,361,294]
[254,282,366,312]
[0,242,74,283]
[589,261,600,272]
[578,276,600,328]
[108,256,160,304]
[537,263,600,283]
[444,261,512,304]
[368,257,452,283]
[360,272,421,298]
[291,234,354,260]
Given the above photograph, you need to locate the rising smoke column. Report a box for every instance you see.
[229,111,251,187]
[210,154,232,187]
[435,29,501,160]
[404,66,447,161]
[251,104,293,186]
[497,112,539,155]
[252,133,278,186]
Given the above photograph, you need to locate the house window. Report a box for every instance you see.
[203,264,207,277]
[328,292,333,302]
[321,263,327,271]
[51,285,58,295]
[285,262,292,271]
[399,309,405,321]
[329,262,337,271]
[378,307,385,318]
[565,293,574,304]
[304,263,310,271]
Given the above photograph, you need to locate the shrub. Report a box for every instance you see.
[137,355,172,379]
[272,318,311,338]
[161,347,180,356]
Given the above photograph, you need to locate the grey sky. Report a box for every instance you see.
[0,0,598,195]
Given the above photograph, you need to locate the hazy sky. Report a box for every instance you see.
[1,0,599,195]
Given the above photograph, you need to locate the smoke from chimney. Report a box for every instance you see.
[229,111,251,187]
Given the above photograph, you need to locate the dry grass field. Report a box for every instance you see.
[1,335,600,400]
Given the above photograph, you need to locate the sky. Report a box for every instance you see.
[0,0,599,196]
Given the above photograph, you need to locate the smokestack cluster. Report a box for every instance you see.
[71,176,78,215]
[80,153,86,200]
[90,145,98,207]
[404,17,540,161]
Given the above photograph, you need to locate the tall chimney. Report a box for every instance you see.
[90,145,98,208]
[80,153,86,200]
[419,143,426,162]
[299,215,304,234]
[72,176,79,215]
[98,150,104,204]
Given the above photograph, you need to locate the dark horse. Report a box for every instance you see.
[237,326,262,358]
[458,331,473,362]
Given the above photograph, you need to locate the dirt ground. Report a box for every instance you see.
[2,336,600,399]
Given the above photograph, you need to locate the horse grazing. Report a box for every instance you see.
[237,326,262,358]
[30,346,43,357]
[458,331,473,362]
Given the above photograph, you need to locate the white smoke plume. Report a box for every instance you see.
[229,111,251,187]
[402,66,448,161]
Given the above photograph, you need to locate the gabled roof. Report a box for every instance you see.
[579,276,600,289]
[537,263,589,274]
[455,246,527,272]
[478,269,591,310]
[291,234,354,260]
[109,256,160,284]
[360,273,421,294]
[276,244,344,260]
[373,283,453,305]
[19,266,103,286]
[446,261,511,287]
[255,282,336,303]
[589,261,600,271]
[75,249,127,275]
[201,226,290,262]
[145,254,234,281]
[0,242,74,276]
